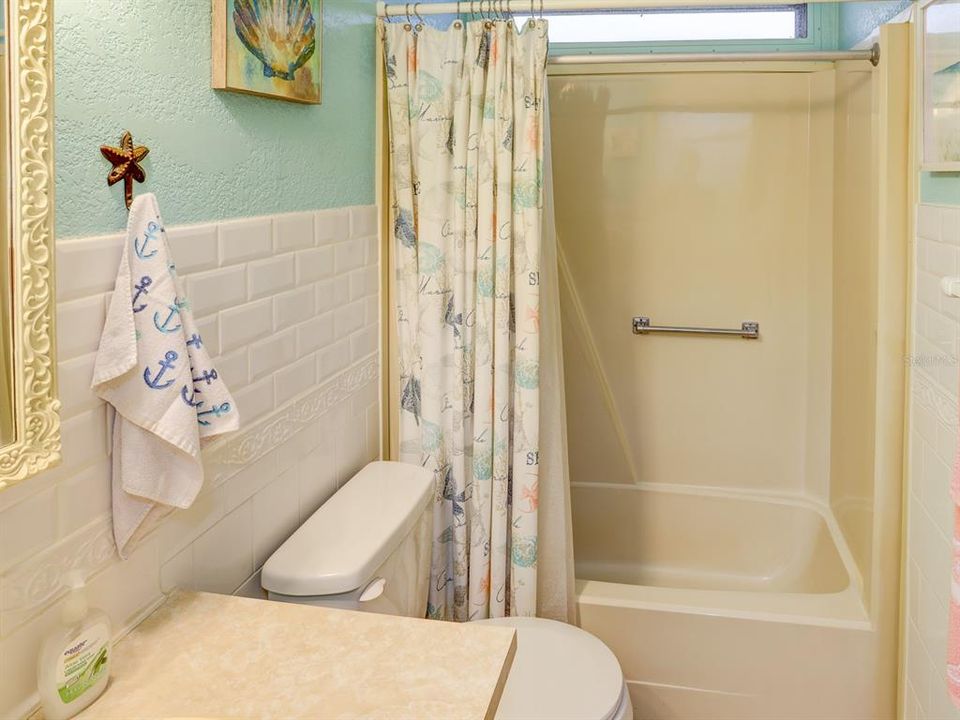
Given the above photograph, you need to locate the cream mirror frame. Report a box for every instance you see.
[0,0,60,490]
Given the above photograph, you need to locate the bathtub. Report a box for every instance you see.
[572,483,882,720]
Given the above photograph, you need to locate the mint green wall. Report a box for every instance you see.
[54,0,955,237]
[55,0,376,238]
[922,174,960,207]
[837,0,911,49]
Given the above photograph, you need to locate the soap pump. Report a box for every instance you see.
[37,570,112,720]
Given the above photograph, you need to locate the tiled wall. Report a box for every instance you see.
[0,205,381,719]
[904,202,960,720]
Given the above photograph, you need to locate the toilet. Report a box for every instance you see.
[262,461,632,720]
[477,617,633,720]
[262,460,434,616]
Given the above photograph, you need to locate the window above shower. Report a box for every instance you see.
[510,2,854,55]
[518,5,808,43]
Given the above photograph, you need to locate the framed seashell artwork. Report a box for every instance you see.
[212,0,322,104]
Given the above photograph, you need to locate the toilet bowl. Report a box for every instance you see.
[263,461,631,720]
[477,617,633,720]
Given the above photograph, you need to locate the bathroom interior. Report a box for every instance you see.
[0,0,957,719]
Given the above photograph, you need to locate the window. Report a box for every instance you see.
[515,5,808,44]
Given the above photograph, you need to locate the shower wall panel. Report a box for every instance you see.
[551,69,835,495]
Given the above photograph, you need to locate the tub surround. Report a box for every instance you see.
[572,484,862,603]
[551,20,909,720]
[71,591,516,720]
[573,484,877,719]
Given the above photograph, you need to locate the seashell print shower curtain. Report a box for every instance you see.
[382,17,565,621]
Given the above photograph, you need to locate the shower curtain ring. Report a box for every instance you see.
[404,3,411,24]
[538,0,544,19]
[414,2,424,27]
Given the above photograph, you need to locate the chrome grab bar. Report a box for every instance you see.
[632,316,760,339]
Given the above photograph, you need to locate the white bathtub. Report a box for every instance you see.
[572,483,883,720]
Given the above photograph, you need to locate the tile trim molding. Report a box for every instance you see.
[1,519,115,629]
[1,353,379,629]
[203,353,378,480]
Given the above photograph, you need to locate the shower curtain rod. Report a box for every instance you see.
[377,0,867,16]
[376,2,882,66]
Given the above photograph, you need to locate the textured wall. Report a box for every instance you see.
[54,0,376,238]
[922,173,960,207]
[903,202,960,720]
[837,0,911,49]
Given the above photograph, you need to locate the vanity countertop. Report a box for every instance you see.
[74,590,517,720]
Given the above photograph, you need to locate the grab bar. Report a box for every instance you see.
[632,316,760,339]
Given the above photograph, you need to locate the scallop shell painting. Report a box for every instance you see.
[212,0,322,104]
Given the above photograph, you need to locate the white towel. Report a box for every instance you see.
[92,193,239,557]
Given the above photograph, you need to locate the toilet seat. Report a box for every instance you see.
[476,617,632,720]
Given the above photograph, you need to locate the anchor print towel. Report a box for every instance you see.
[92,193,238,557]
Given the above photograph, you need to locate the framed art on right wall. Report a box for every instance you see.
[923,0,960,170]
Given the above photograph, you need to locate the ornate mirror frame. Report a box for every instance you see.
[0,0,60,490]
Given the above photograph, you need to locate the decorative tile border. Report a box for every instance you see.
[203,353,378,482]
[2,518,114,629]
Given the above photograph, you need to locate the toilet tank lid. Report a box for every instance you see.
[261,461,433,597]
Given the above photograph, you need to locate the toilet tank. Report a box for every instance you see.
[261,461,434,618]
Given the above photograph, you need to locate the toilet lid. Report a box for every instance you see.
[476,617,625,720]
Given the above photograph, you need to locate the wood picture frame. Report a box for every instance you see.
[212,0,323,105]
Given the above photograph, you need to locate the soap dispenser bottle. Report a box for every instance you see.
[37,570,112,720]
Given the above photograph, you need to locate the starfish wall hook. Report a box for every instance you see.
[100,131,149,210]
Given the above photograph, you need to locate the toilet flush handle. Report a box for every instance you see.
[359,577,386,603]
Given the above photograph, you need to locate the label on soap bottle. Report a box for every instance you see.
[55,623,109,704]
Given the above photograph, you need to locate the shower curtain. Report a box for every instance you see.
[382,17,575,623]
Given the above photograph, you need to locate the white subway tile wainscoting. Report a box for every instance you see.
[0,205,380,719]
[904,202,960,720]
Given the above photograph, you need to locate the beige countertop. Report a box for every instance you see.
[74,591,516,720]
